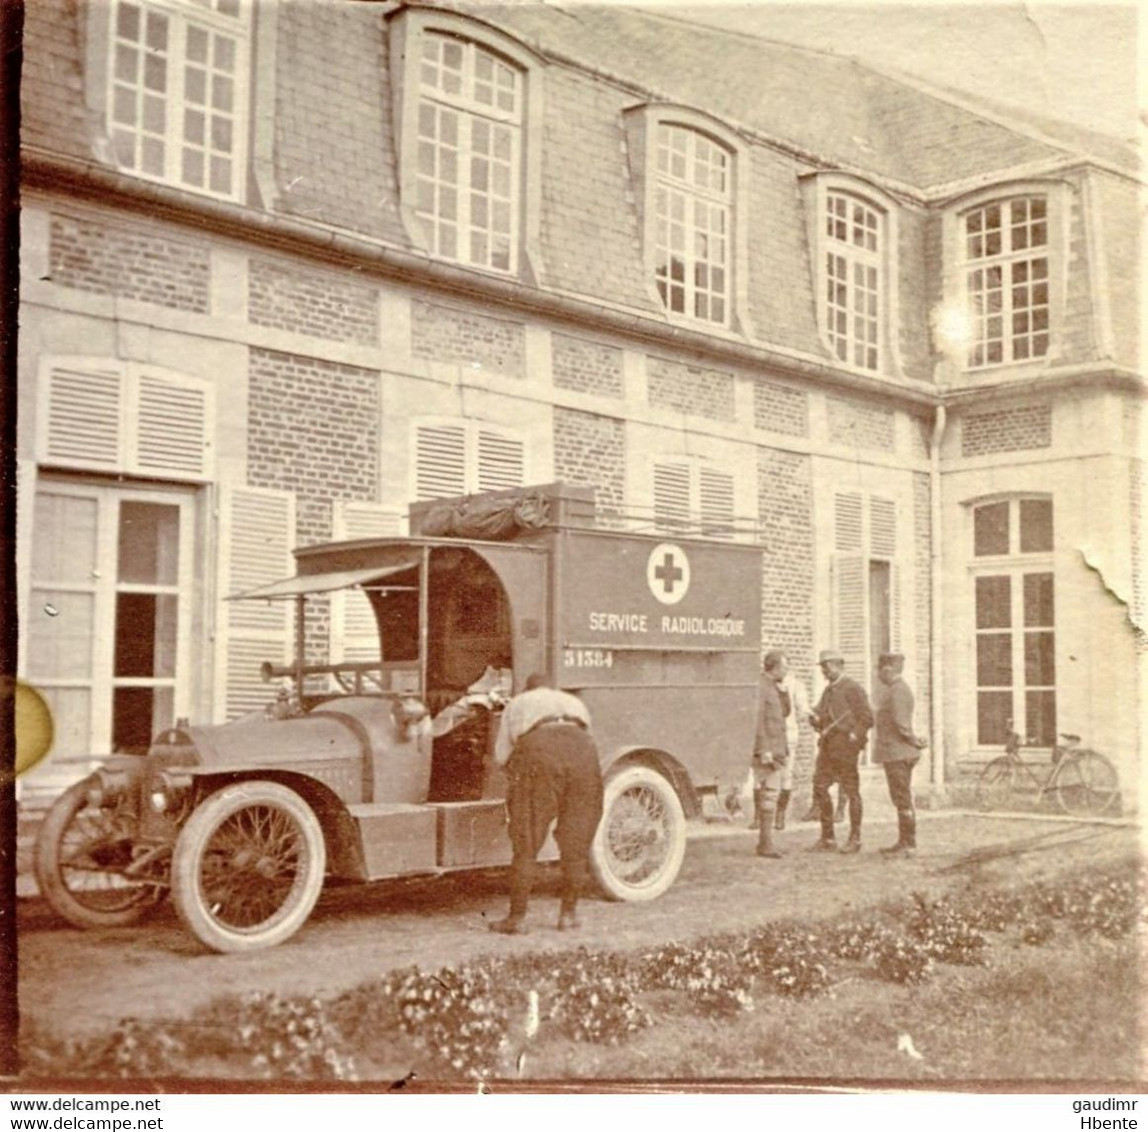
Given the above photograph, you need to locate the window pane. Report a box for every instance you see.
[1019,498,1053,552]
[975,575,1011,628]
[1025,690,1056,747]
[1023,572,1054,626]
[26,591,95,680]
[34,493,98,582]
[118,502,180,585]
[974,501,1009,555]
[977,691,1013,746]
[1024,630,1055,686]
[977,633,1012,686]
[115,592,178,679]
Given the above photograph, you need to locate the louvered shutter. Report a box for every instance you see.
[214,485,295,721]
[654,461,691,532]
[834,491,864,552]
[870,496,896,558]
[831,553,867,682]
[331,501,404,664]
[700,467,735,539]
[136,372,212,479]
[889,561,903,652]
[41,364,124,470]
[476,428,525,492]
[415,424,467,500]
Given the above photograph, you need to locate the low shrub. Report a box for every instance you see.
[872,935,933,985]
[906,893,989,966]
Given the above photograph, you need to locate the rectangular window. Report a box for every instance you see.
[109,0,248,200]
[415,34,522,273]
[825,192,881,371]
[654,125,730,326]
[971,499,1056,745]
[653,460,737,539]
[965,197,1049,368]
[414,420,526,501]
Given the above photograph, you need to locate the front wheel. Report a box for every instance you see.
[1054,751,1120,816]
[34,778,166,929]
[171,781,326,953]
[975,757,1017,812]
[589,764,686,902]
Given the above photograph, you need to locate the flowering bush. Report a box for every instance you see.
[84,1019,187,1079]
[873,934,933,985]
[906,893,989,966]
[382,965,508,1079]
[227,992,356,1081]
[765,937,832,998]
[550,976,653,1043]
[1019,918,1055,946]
[637,941,756,1015]
[830,920,893,962]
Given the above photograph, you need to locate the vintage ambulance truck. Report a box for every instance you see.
[35,483,763,952]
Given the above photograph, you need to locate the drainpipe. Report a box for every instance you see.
[929,404,947,795]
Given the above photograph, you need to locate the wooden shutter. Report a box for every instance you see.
[41,364,124,470]
[654,461,691,532]
[831,553,867,680]
[331,501,404,664]
[700,466,735,539]
[834,491,864,552]
[135,372,212,479]
[214,485,295,721]
[476,428,525,492]
[415,423,467,500]
[870,496,896,558]
[889,560,903,652]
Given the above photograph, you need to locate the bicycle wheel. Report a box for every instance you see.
[1054,750,1120,816]
[976,757,1017,811]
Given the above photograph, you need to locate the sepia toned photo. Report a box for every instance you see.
[4,0,1143,1093]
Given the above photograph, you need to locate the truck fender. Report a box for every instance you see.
[601,746,701,819]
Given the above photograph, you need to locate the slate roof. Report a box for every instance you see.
[466,3,1138,189]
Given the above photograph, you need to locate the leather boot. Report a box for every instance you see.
[774,790,790,831]
[800,801,820,822]
[756,805,783,858]
[839,828,862,854]
[748,786,762,830]
[557,901,581,931]
[834,791,847,823]
[882,810,917,857]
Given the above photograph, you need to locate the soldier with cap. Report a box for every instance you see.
[809,648,873,853]
[873,652,928,857]
[750,649,790,858]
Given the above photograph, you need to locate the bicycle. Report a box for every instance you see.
[975,726,1121,816]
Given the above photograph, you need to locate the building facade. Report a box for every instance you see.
[16,0,1143,806]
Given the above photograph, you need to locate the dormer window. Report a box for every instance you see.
[825,191,882,370]
[654,124,731,325]
[415,34,523,273]
[389,9,543,281]
[105,0,251,200]
[964,196,1050,368]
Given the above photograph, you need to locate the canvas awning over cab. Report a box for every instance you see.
[227,558,419,601]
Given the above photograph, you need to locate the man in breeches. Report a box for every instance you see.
[874,652,927,857]
[809,649,873,853]
[751,650,790,858]
[490,674,604,934]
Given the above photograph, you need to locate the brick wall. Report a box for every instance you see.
[757,446,816,784]
[247,347,381,662]
[827,394,895,450]
[249,259,379,345]
[753,380,809,437]
[552,334,625,398]
[553,407,626,523]
[49,214,210,312]
[910,413,932,460]
[411,300,526,378]
[913,471,932,728]
[961,403,1052,456]
[647,357,736,421]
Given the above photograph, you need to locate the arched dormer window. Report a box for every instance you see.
[801,173,902,375]
[388,9,544,281]
[624,105,753,335]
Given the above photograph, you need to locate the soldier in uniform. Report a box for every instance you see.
[873,652,928,857]
[751,650,790,858]
[808,648,873,853]
[488,674,604,934]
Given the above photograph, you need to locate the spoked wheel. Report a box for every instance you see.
[34,778,166,928]
[975,757,1018,812]
[171,781,326,953]
[590,764,686,902]
[1054,751,1121,816]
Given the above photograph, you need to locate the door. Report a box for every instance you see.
[23,478,195,791]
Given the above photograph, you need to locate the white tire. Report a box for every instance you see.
[171,781,326,953]
[590,764,686,902]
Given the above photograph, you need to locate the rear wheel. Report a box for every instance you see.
[34,778,165,929]
[171,781,326,953]
[975,757,1017,812]
[590,764,686,902]
[1054,751,1120,816]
